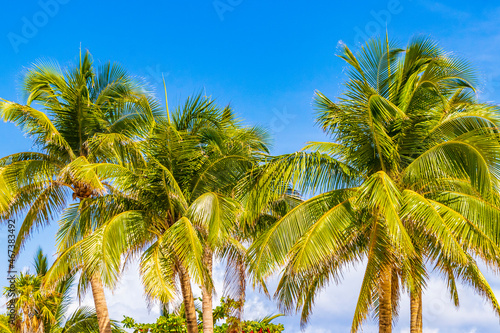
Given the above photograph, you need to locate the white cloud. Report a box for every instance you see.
[420,1,470,20]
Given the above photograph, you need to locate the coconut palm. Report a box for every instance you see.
[0,50,158,333]
[44,93,271,333]
[2,249,124,333]
[247,35,500,332]
[6,273,59,333]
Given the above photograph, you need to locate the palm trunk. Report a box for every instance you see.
[78,196,112,333]
[179,265,200,333]
[228,257,246,333]
[201,247,214,333]
[379,266,392,333]
[410,290,423,333]
[236,257,246,319]
[90,272,112,333]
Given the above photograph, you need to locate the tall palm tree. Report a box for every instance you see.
[0,50,158,333]
[247,35,500,332]
[44,94,270,333]
[2,249,124,333]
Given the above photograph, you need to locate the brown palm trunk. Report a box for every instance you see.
[379,266,392,333]
[417,292,422,332]
[410,290,423,333]
[179,265,200,333]
[236,257,246,319]
[228,257,246,333]
[90,272,112,333]
[201,247,214,333]
[228,257,247,333]
[77,195,111,333]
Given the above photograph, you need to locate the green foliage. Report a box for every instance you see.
[0,50,158,258]
[123,315,187,333]
[247,34,500,331]
[4,37,500,333]
[122,298,284,333]
[214,321,284,333]
[0,314,14,333]
[3,249,125,333]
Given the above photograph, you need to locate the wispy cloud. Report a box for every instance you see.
[419,1,470,20]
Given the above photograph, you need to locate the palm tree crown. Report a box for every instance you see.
[247,35,500,332]
[0,50,158,333]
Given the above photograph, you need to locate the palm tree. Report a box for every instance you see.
[247,35,500,332]
[6,273,59,333]
[44,93,270,333]
[0,50,158,333]
[2,249,124,333]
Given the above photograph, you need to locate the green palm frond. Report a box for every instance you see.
[249,34,500,331]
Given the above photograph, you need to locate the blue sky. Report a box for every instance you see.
[1,0,500,332]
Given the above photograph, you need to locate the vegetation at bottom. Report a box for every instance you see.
[123,298,284,333]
